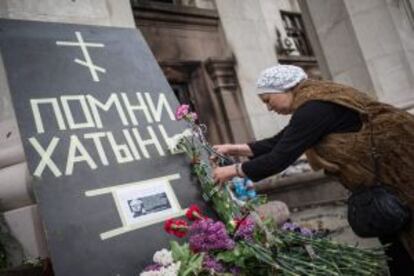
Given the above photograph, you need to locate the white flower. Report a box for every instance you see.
[160,261,181,276]
[168,128,193,154]
[140,271,158,276]
[153,249,173,266]
[139,261,181,276]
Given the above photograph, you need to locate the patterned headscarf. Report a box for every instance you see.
[256,65,307,94]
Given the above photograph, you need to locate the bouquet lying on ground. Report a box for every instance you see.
[140,105,386,276]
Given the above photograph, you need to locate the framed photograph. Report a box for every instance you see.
[115,178,181,226]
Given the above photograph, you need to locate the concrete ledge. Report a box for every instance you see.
[255,171,350,209]
[256,171,327,191]
[4,204,48,259]
[0,162,34,211]
[0,119,25,169]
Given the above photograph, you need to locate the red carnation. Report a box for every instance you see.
[234,216,250,228]
[164,218,188,238]
[164,218,175,233]
[186,204,204,221]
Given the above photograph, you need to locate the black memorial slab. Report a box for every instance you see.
[0,19,213,276]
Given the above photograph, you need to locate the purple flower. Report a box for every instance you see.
[143,263,162,272]
[300,227,313,237]
[202,255,225,273]
[281,222,297,231]
[189,219,235,252]
[281,221,314,237]
[230,266,241,275]
[234,217,256,241]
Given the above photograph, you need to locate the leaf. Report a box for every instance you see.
[216,244,247,264]
[182,253,204,276]
[170,241,190,262]
[216,250,238,263]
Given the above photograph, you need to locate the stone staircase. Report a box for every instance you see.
[256,171,380,249]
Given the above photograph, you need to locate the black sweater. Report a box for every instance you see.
[241,100,362,181]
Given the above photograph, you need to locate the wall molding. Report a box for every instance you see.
[132,0,219,28]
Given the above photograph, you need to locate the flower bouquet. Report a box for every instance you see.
[140,105,386,276]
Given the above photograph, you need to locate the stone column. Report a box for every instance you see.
[299,0,414,111]
[205,57,254,143]
[215,0,290,139]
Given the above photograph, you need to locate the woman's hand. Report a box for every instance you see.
[212,144,236,156]
[212,144,253,157]
[212,165,237,185]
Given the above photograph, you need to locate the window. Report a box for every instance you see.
[146,0,175,3]
[280,11,313,56]
[131,0,176,5]
[171,84,197,113]
[131,0,205,9]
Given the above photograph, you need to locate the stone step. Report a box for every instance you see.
[255,171,350,209]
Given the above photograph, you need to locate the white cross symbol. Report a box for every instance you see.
[56,31,106,82]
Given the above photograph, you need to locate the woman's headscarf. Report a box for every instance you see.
[256,64,307,95]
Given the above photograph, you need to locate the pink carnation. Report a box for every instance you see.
[189,112,198,121]
[175,104,190,120]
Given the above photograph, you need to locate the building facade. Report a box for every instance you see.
[0,0,412,263]
[132,0,320,143]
